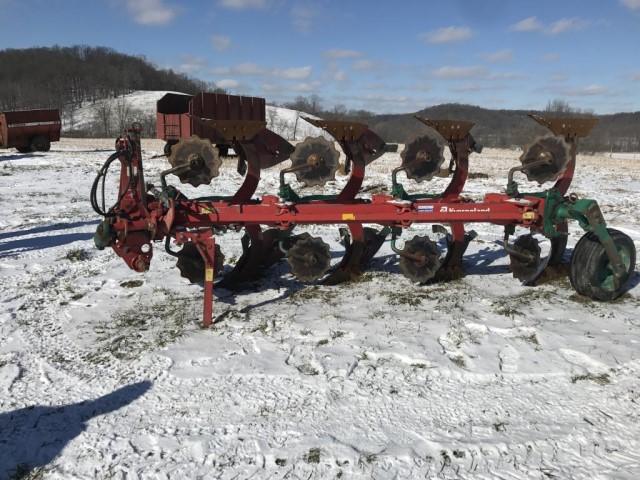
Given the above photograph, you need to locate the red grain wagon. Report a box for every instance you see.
[156,92,266,156]
[0,109,61,152]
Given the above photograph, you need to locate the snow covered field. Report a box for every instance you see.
[1,138,639,479]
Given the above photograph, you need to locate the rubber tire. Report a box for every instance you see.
[16,146,32,153]
[569,228,636,301]
[30,135,50,152]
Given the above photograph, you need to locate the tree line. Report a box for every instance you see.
[283,96,640,153]
[0,45,211,117]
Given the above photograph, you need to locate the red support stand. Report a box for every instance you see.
[176,230,217,328]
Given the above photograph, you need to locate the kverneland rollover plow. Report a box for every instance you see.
[92,93,636,327]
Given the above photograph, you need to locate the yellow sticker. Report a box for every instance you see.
[205,268,214,282]
[522,211,536,221]
[341,213,356,221]
[200,205,215,214]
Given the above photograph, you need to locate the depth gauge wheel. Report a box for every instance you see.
[569,229,635,301]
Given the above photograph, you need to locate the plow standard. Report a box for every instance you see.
[92,93,636,327]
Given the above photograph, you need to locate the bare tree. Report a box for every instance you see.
[114,96,131,134]
[545,99,574,113]
[93,100,112,137]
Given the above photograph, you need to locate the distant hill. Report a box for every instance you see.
[0,46,209,112]
[368,104,640,153]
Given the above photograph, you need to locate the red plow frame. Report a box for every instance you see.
[92,104,635,327]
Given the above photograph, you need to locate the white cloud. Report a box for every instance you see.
[232,63,266,75]
[481,49,513,63]
[123,0,177,26]
[420,26,472,44]
[486,72,526,80]
[333,70,347,82]
[509,16,543,32]
[216,79,240,89]
[274,66,312,79]
[352,59,376,71]
[178,55,208,74]
[432,66,486,79]
[571,84,608,96]
[291,81,322,93]
[450,84,492,93]
[547,18,589,35]
[211,35,232,52]
[550,74,568,82]
[548,84,609,96]
[218,0,267,9]
[621,0,640,10]
[211,63,311,79]
[510,16,589,35]
[290,4,317,33]
[324,49,362,59]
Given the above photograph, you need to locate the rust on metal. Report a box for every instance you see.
[197,118,266,142]
[528,114,598,138]
[414,116,475,141]
[302,117,370,141]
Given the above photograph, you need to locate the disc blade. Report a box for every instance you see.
[168,135,222,187]
[287,234,331,282]
[400,134,445,182]
[520,136,570,184]
[508,234,548,285]
[176,243,224,284]
[289,137,340,187]
[398,235,442,283]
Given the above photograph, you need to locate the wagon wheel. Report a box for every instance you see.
[30,135,51,152]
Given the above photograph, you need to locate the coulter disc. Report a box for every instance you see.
[286,234,331,282]
[289,137,340,187]
[519,136,570,184]
[168,135,222,187]
[176,242,224,284]
[399,235,441,283]
[508,234,541,283]
[400,134,445,182]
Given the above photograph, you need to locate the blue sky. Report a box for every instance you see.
[1,0,639,113]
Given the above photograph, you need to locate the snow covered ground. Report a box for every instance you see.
[1,138,639,479]
[67,90,327,141]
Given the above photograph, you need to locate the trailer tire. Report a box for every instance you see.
[569,229,636,301]
[30,135,51,152]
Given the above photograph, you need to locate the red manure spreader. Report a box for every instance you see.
[92,93,636,327]
[0,109,61,152]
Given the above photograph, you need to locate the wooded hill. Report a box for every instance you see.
[367,104,640,153]
[0,46,208,112]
